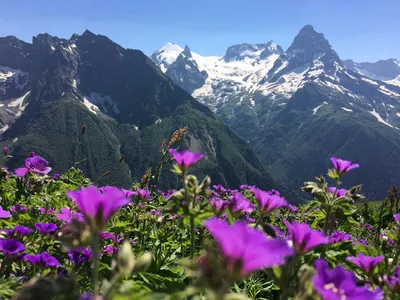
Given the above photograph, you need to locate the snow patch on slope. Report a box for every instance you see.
[83,97,100,114]
[361,77,379,85]
[0,124,9,134]
[86,93,120,115]
[8,91,30,108]
[387,75,400,87]
[0,66,28,89]
[341,107,353,112]
[312,102,328,115]
[262,66,309,98]
[8,91,31,117]
[369,109,393,128]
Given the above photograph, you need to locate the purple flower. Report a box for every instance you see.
[358,238,368,246]
[213,184,227,194]
[132,188,151,201]
[360,223,375,231]
[57,208,84,223]
[347,254,384,274]
[384,267,400,292]
[26,156,52,174]
[0,239,25,255]
[228,192,254,217]
[284,220,328,253]
[34,223,58,233]
[394,214,400,224]
[25,251,60,267]
[53,173,60,180]
[68,248,92,265]
[269,225,286,238]
[15,168,29,177]
[122,189,135,199]
[328,187,348,197]
[11,204,28,213]
[57,208,73,222]
[13,225,34,236]
[41,251,61,267]
[66,185,130,232]
[204,218,293,276]
[100,232,116,242]
[3,147,8,156]
[79,293,102,300]
[24,254,42,265]
[245,215,256,223]
[250,187,287,214]
[0,206,11,219]
[150,209,163,217]
[313,259,383,300]
[330,157,359,175]
[39,208,54,214]
[165,189,175,198]
[15,155,52,177]
[209,197,228,217]
[169,148,204,169]
[104,245,117,256]
[239,184,255,190]
[330,231,355,244]
[287,204,299,213]
[3,225,33,238]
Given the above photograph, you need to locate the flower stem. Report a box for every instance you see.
[255,214,263,229]
[323,206,332,235]
[92,233,100,299]
[375,199,386,245]
[392,244,400,272]
[151,151,168,194]
[190,214,195,260]
[103,273,122,300]
[189,176,196,260]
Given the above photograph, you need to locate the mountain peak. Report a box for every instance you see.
[299,24,316,34]
[182,45,192,57]
[260,41,284,58]
[287,25,332,55]
[343,58,400,81]
[82,29,95,36]
[224,42,283,62]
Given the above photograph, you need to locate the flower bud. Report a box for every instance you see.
[197,176,211,195]
[168,189,185,201]
[224,294,250,300]
[185,175,198,192]
[3,147,8,156]
[119,155,125,163]
[81,125,86,135]
[134,252,152,272]
[102,171,110,177]
[117,241,135,276]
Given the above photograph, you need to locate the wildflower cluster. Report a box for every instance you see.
[0,144,398,300]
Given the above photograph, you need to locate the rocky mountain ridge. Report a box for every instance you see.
[152,25,400,198]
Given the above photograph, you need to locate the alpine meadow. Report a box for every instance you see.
[0,1,400,300]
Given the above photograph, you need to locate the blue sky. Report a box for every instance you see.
[1,0,399,62]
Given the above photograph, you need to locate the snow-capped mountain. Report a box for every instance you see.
[152,25,400,199]
[152,40,284,109]
[152,25,400,131]
[163,45,208,94]
[343,58,400,86]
